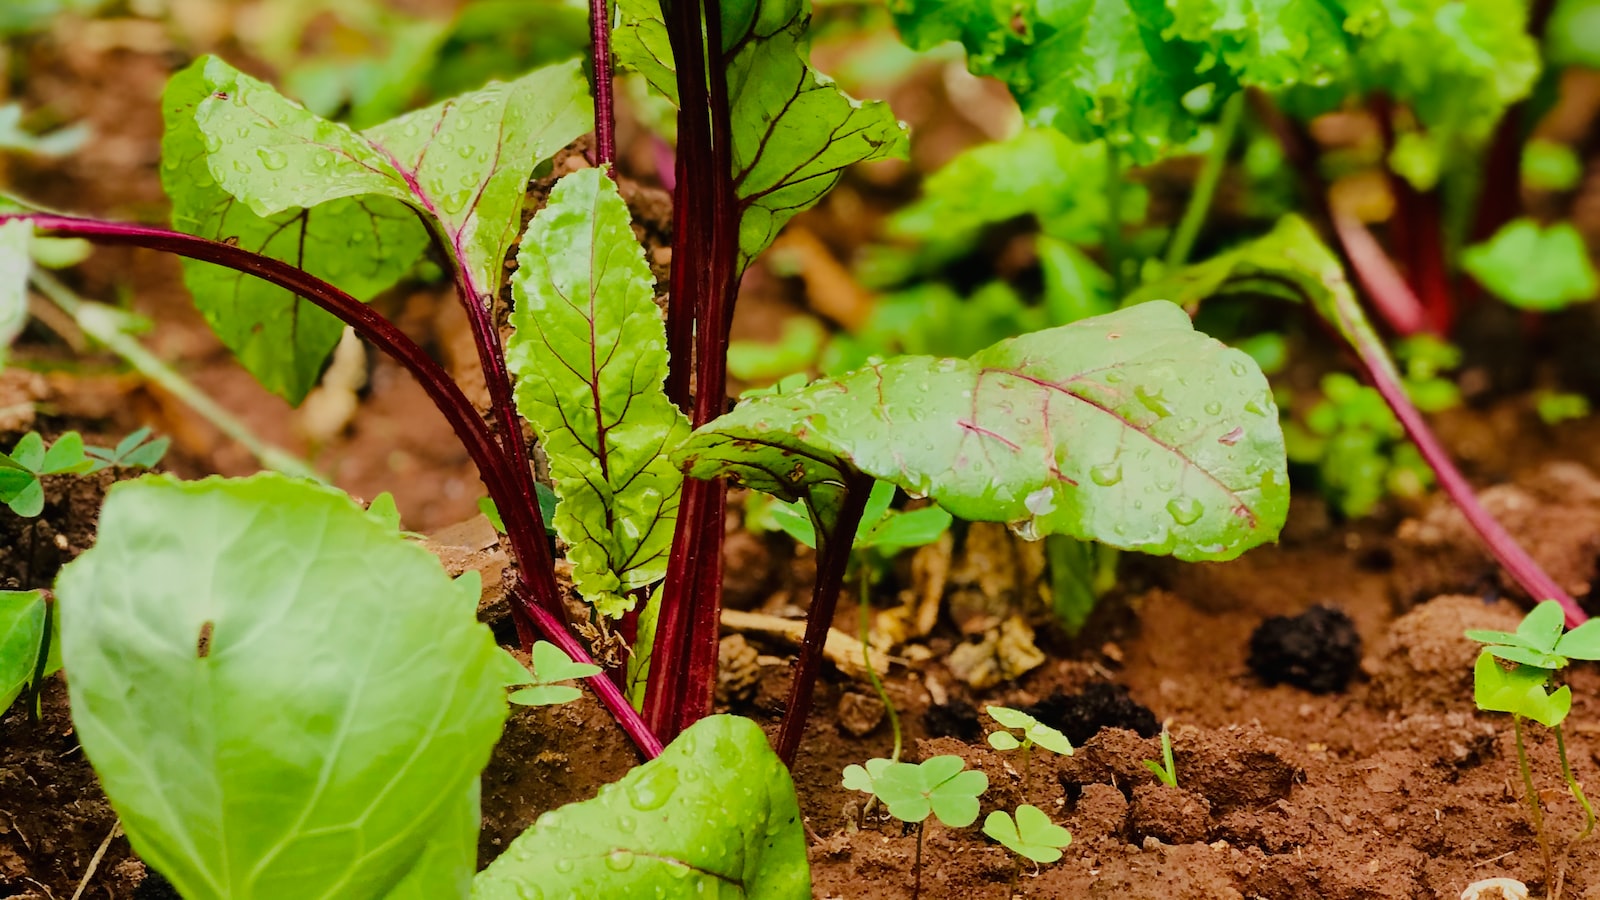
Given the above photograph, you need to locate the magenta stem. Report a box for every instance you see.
[1325,212,1587,627]
[589,0,617,167]
[1332,210,1430,337]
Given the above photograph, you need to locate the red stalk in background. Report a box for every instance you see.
[1370,96,1452,335]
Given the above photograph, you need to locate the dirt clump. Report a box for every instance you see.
[1247,603,1363,693]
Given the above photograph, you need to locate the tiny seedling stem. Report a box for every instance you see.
[1555,725,1596,842]
[1166,91,1245,270]
[24,592,52,723]
[859,573,902,762]
[914,820,925,900]
[1515,716,1554,891]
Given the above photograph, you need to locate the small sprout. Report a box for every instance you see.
[503,641,603,707]
[983,803,1073,863]
[1466,599,1600,671]
[82,426,170,471]
[0,429,167,517]
[1472,651,1570,728]
[842,755,988,826]
[1142,725,1178,788]
[986,705,1073,756]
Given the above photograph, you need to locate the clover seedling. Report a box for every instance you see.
[984,803,1072,863]
[0,429,167,517]
[1468,601,1600,887]
[987,705,1073,798]
[842,755,987,899]
[505,640,604,707]
[1142,725,1178,788]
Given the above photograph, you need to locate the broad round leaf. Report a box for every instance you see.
[56,474,509,900]
[475,715,811,899]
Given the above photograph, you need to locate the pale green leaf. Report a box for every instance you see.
[508,168,690,617]
[613,0,679,103]
[625,585,662,710]
[1463,220,1599,312]
[871,756,988,827]
[0,218,30,362]
[988,731,1021,751]
[56,473,509,900]
[677,301,1289,563]
[1515,600,1568,652]
[474,715,811,899]
[1555,620,1600,661]
[386,784,481,900]
[1473,650,1569,727]
[983,804,1072,863]
[0,590,49,712]
[530,639,603,683]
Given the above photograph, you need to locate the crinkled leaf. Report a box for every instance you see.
[1473,650,1569,727]
[677,301,1289,562]
[363,60,592,294]
[474,715,811,899]
[1462,220,1598,312]
[507,168,690,617]
[871,756,988,827]
[982,804,1072,863]
[56,474,509,900]
[162,56,590,402]
[613,0,908,265]
[0,590,52,712]
[0,218,30,362]
[725,0,908,264]
[162,58,429,403]
[1164,0,1348,90]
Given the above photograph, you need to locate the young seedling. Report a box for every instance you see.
[1468,601,1600,889]
[983,707,1074,892]
[0,589,59,719]
[505,640,605,707]
[842,755,988,899]
[983,803,1073,871]
[987,705,1073,795]
[0,429,169,517]
[1142,724,1178,788]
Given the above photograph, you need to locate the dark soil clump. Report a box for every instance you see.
[1247,604,1363,693]
[1026,682,1161,746]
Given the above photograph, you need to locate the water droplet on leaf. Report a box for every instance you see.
[1090,463,1123,486]
[256,147,288,171]
[1166,496,1204,526]
[626,764,679,811]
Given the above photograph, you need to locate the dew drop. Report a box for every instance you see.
[553,859,575,874]
[1008,517,1042,541]
[1204,401,1223,416]
[231,159,250,174]
[626,764,679,811]
[1105,371,1126,384]
[1166,496,1204,526]
[202,133,223,153]
[1230,360,1249,377]
[606,850,636,871]
[1090,462,1123,486]
[256,147,288,171]
[1024,487,1055,516]
[616,813,637,833]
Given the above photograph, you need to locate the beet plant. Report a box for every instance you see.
[0,0,1298,893]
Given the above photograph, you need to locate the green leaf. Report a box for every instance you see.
[56,473,510,900]
[614,0,908,266]
[474,715,811,899]
[39,431,93,475]
[625,584,661,710]
[988,731,1022,751]
[1462,220,1598,312]
[857,506,954,555]
[987,705,1073,755]
[387,784,481,900]
[0,218,31,363]
[1473,650,1569,727]
[1549,0,1600,67]
[0,590,50,712]
[161,56,591,402]
[161,58,431,403]
[1523,139,1583,192]
[982,804,1072,863]
[677,301,1289,563]
[841,757,894,794]
[531,639,604,683]
[1516,600,1568,652]
[362,59,593,295]
[508,684,584,707]
[1485,645,1567,670]
[1163,0,1349,90]
[1124,215,1333,312]
[507,168,691,618]
[870,756,988,827]
[1554,621,1600,661]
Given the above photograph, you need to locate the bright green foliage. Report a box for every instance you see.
[841,755,988,826]
[1165,0,1348,90]
[505,640,604,707]
[161,56,591,402]
[982,804,1073,863]
[1466,600,1600,671]
[986,705,1073,756]
[475,715,811,899]
[728,317,828,383]
[1,218,29,361]
[55,474,510,900]
[677,301,1289,563]
[1473,650,1570,728]
[613,0,908,266]
[0,101,88,156]
[1123,215,1335,313]
[1523,140,1584,192]
[1462,220,1599,312]
[477,484,560,536]
[1549,0,1600,67]
[1536,391,1590,426]
[0,432,96,517]
[1283,372,1434,517]
[0,590,58,712]
[507,168,690,617]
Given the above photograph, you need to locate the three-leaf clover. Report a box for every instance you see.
[1465,600,1600,671]
[986,706,1073,756]
[503,640,602,707]
[0,432,96,517]
[1472,650,1571,728]
[841,755,988,826]
[983,803,1072,863]
[83,426,170,471]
